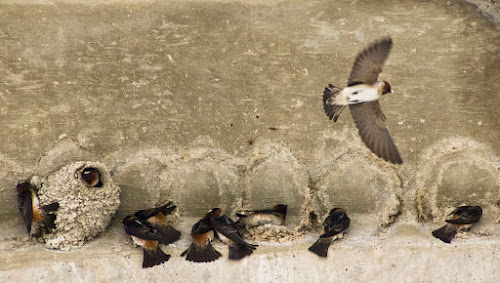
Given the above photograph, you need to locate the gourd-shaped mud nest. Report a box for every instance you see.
[36,161,120,250]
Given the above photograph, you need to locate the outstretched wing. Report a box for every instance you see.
[349,101,403,164]
[348,38,392,86]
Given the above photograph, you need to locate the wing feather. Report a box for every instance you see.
[348,38,392,86]
[349,101,402,164]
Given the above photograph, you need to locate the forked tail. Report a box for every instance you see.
[323,84,345,122]
[308,238,331,258]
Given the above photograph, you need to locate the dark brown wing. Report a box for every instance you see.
[212,215,250,247]
[446,206,482,225]
[191,217,214,235]
[17,189,33,234]
[320,210,350,238]
[124,218,165,241]
[349,101,403,164]
[134,201,175,219]
[238,204,287,217]
[348,38,392,86]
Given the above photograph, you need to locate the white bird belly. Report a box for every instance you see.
[343,85,379,104]
[216,231,234,246]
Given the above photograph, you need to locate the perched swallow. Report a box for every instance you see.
[133,201,181,245]
[208,208,258,260]
[16,181,59,236]
[181,212,222,263]
[122,215,171,268]
[235,204,287,230]
[81,167,102,187]
[308,208,350,258]
[322,37,402,164]
[432,206,482,244]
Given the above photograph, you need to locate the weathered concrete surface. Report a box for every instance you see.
[1,0,500,281]
[2,218,500,282]
[1,0,500,218]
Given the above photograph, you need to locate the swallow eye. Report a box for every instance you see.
[81,167,103,188]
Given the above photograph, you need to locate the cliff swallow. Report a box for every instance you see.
[308,208,350,257]
[432,206,482,244]
[133,201,181,245]
[81,167,102,187]
[122,215,171,268]
[322,37,402,164]
[235,204,287,230]
[16,181,59,236]
[181,212,222,263]
[209,208,258,260]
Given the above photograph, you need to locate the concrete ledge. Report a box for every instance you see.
[2,221,500,282]
[3,216,500,281]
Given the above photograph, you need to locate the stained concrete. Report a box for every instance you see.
[1,0,500,281]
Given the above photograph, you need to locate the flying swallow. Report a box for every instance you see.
[432,206,482,244]
[16,181,59,236]
[181,212,222,263]
[322,37,402,164]
[235,204,287,230]
[81,167,103,187]
[308,208,350,258]
[208,208,258,260]
[133,201,181,245]
[122,214,171,268]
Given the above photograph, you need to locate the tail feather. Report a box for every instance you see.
[323,85,345,122]
[228,244,257,260]
[42,213,57,231]
[158,225,182,245]
[143,247,171,268]
[432,224,457,244]
[181,242,222,263]
[308,239,331,257]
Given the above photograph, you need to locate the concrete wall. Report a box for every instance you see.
[1,0,500,281]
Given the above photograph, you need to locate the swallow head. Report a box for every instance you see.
[374,80,392,95]
[81,167,102,187]
[122,215,135,225]
[475,206,483,215]
[329,208,346,215]
[16,181,33,193]
[380,80,392,95]
[206,208,222,219]
[452,206,482,220]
